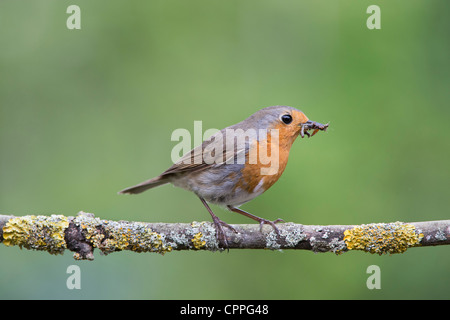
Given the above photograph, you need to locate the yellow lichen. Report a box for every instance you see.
[72,214,172,255]
[2,215,69,255]
[191,232,206,249]
[343,222,424,255]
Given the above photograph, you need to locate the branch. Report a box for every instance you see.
[0,212,449,260]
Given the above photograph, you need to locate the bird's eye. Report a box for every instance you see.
[281,114,293,125]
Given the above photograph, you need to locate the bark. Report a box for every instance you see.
[0,212,448,260]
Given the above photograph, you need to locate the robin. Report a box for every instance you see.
[119,106,328,248]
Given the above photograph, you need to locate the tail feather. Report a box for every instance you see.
[118,176,169,195]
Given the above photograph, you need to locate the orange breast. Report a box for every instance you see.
[234,128,293,194]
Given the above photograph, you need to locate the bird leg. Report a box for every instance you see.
[227,206,284,235]
[198,196,237,249]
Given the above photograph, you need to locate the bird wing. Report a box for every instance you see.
[161,129,251,176]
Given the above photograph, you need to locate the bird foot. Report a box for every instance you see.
[257,218,285,235]
[210,215,237,250]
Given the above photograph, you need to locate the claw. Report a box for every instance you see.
[211,216,237,250]
[258,218,285,235]
[227,205,285,237]
[199,196,237,250]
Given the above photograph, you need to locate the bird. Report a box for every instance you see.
[119,106,328,248]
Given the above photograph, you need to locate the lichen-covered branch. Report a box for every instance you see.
[0,212,449,260]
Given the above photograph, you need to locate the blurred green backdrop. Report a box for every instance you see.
[1,0,449,299]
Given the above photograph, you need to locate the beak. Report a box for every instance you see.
[300,120,329,138]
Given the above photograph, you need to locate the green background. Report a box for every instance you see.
[1,0,449,299]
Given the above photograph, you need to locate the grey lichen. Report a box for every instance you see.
[167,229,188,250]
[265,229,282,250]
[187,221,219,251]
[264,223,306,250]
[328,238,347,254]
[433,229,447,241]
[309,235,346,254]
[280,223,306,248]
